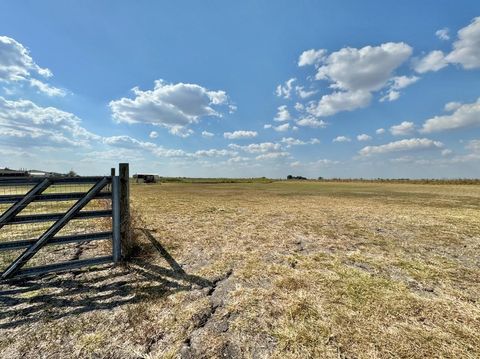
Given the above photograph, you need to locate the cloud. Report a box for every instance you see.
[415,17,480,73]
[169,126,194,138]
[444,101,462,112]
[149,131,158,139]
[296,86,317,99]
[445,17,480,69]
[0,97,98,148]
[332,136,351,143]
[359,138,443,156]
[421,98,480,133]
[311,158,340,166]
[29,78,66,97]
[294,102,304,111]
[0,36,64,96]
[376,128,385,135]
[273,123,290,132]
[298,49,327,66]
[390,121,416,136]
[274,105,291,121]
[357,134,372,141]
[435,28,450,41]
[263,124,272,129]
[228,142,281,153]
[255,152,289,160]
[441,149,453,156]
[281,137,320,147]
[275,78,296,98]
[413,50,448,73]
[380,75,419,102]
[103,135,156,150]
[307,90,372,117]
[224,130,258,139]
[296,117,327,128]
[201,130,214,138]
[193,149,237,158]
[380,91,400,102]
[293,42,414,117]
[466,139,480,153]
[103,134,241,161]
[109,79,230,136]
[315,42,412,91]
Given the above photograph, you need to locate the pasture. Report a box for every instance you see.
[1,181,479,358]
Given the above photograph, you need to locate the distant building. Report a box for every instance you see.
[0,168,29,177]
[28,169,64,177]
[133,174,157,183]
[0,168,66,178]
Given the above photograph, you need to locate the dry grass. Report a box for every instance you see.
[0,181,479,358]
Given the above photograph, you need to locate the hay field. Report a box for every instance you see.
[1,181,479,358]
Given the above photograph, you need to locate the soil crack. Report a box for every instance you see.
[181,269,234,358]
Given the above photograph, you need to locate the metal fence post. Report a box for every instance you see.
[111,168,121,263]
[119,163,132,258]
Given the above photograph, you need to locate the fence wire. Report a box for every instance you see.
[0,179,112,271]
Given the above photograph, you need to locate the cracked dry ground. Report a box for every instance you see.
[1,181,480,358]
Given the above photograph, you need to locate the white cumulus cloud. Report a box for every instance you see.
[359,138,443,156]
[390,121,416,136]
[109,79,230,137]
[436,28,450,41]
[446,17,480,69]
[421,98,480,133]
[357,134,372,141]
[298,49,327,67]
[414,50,449,73]
[281,137,320,147]
[274,123,290,132]
[201,130,214,138]
[275,78,296,99]
[228,142,281,153]
[296,117,327,128]
[0,97,98,148]
[0,36,64,96]
[333,136,351,143]
[224,130,258,139]
[274,105,291,122]
[308,90,372,117]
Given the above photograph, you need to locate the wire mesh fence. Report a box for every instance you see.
[0,177,114,275]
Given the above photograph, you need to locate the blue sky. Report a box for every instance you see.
[1,1,480,178]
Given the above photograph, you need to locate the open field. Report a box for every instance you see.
[1,181,479,358]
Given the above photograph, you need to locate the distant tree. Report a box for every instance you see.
[318,176,324,180]
[67,170,78,177]
[287,175,293,180]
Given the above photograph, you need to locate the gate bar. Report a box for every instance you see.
[6,210,112,225]
[0,191,112,204]
[14,256,114,278]
[0,231,112,251]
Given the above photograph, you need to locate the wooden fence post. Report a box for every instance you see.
[119,163,132,259]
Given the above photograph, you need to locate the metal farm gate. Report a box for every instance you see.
[0,163,130,280]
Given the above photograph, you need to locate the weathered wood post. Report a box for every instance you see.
[119,163,133,258]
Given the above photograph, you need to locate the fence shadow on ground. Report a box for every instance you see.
[0,229,211,330]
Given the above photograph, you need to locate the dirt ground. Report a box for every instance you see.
[0,181,479,358]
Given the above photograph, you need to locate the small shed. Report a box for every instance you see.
[133,174,157,183]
